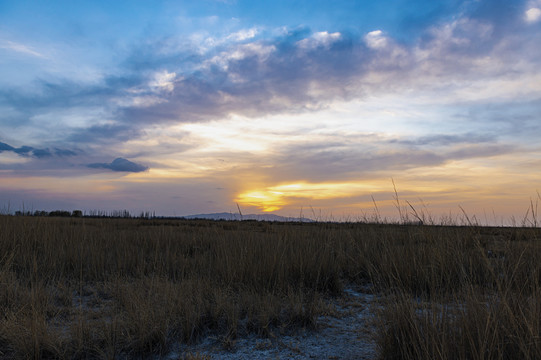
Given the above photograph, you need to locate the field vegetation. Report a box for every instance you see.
[0,211,540,359]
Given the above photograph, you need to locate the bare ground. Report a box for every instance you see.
[166,285,378,360]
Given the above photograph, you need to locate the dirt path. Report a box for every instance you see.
[167,285,378,359]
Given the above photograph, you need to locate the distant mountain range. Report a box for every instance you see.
[181,212,314,222]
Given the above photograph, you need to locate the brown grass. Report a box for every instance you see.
[372,225,541,359]
[0,215,540,358]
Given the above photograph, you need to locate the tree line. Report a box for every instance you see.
[13,209,156,219]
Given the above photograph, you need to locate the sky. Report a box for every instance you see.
[0,0,540,223]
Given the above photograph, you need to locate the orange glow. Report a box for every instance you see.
[235,180,390,212]
[235,190,286,212]
[233,172,482,213]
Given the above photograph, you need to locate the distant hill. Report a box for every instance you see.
[181,212,314,222]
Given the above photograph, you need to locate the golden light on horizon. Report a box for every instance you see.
[235,190,286,212]
[235,180,391,212]
[233,169,502,214]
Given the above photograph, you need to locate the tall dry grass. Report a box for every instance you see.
[372,225,541,359]
[0,216,364,358]
[0,215,540,358]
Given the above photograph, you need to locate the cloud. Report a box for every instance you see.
[148,70,177,93]
[54,148,78,157]
[0,141,76,159]
[87,158,148,172]
[392,133,496,146]
[0,142,15,152]
[525,7,541,23]
[0,40,45,58]
[13,146,34,156]
[447,144,516,159]
[21,4,532,133]
[227,28,259,42]
[1,0,539,162]
[116,29,365,125]
[68,123,141,144]
[246,131,517,183]
[364,30,388,49]
[32,149,53,158]
[0,26,357,136]
[297,31,342,50]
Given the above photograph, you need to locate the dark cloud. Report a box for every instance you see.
[0,142,14,151]
[87,158,148,173]
[13,146,33,155]
[0,141,77,159]
[32,148,52,158]
[54,148,78,157]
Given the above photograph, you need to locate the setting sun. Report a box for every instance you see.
[235,190,286,212]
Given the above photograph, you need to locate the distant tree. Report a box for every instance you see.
[49,210,71,217]
[139,211,154,219]
[72,210,83,218]
[110,209,131,218]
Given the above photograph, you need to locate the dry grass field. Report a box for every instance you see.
[0,214,540,359]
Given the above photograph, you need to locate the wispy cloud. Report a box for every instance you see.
[0,39,45,58]
[390,133,496,146]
